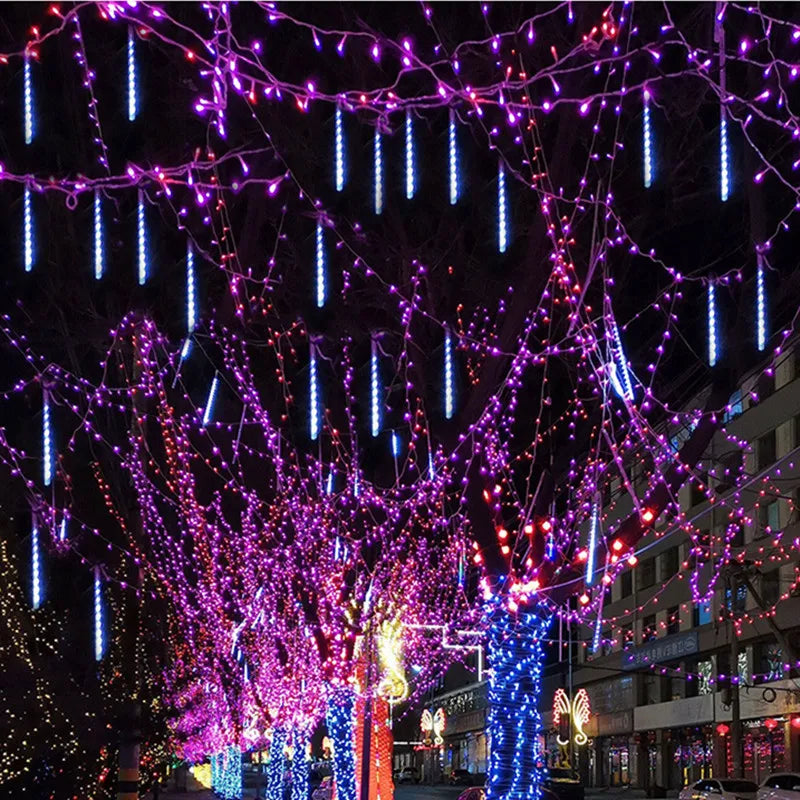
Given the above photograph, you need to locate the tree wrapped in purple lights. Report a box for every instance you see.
[0,3,798,799]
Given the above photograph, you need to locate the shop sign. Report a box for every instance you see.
[623,631,698,671]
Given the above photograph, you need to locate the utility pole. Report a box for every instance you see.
[726,570,742,778]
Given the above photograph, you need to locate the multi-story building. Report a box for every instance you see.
[543,343,800,791]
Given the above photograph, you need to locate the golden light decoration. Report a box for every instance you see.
[376,617,408,705]
[420,707,446,746]
[553,688,591,747]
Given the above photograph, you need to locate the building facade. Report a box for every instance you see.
[543,344,800,790]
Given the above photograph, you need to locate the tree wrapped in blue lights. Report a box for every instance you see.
[326,689,357,800]
[267,729,288,800]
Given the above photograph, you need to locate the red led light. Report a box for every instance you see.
[642,508,655,523]
[612,538,624,552]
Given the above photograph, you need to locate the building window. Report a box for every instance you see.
[693,602,712,627]
[666,606,680,636]
[697,659,714,694]
[760,372,776,400]
[738,650,750,686]
[621,623,634,651]
[642,614,657,643]
[661,547,680,581]
[638,558,656,591]
[620,570,633,599]
[725,583,747,614]
[758,642,785,683]
[724,390,744,422]
[761,569,781,608]
[715,450,744,495]
[757,500,781,538]
[758,430,777,471]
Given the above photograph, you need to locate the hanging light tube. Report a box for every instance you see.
[448,109,459,205]
[203,373,219,426]
[374,128,383,215]
[24,52,35,145]
[186,240,196,331]
[94,190,104,280]
[334,105,345,192]
[720,113,730,203]
[498,160,508,253]
[707,282,718,367]
[24,186,34,273]
[643,90,653,189]
[43,390,53,486]
[756,256,766,352]
[370,338,380,437]
[137,190,148,285]
[309,344,320,440]
[585,497,600,586]
[316,222,326,308]
[444,328,455,419]
[32,522,42,609]
[405,110,415,200]
[94,568,104,661]
[127,26,138,122]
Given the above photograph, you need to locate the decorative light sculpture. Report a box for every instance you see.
[643,90,653,188]
[334,105,345,192]
[31,521,42,610]
[203,373,219,426]
[94,567,104,661]
[756,255,766,352]
[498,160,508,253]
[24,186,34,273]
[94,190,104,280]
[405,110,416,199]
[309,344,320,440]
[374,127,383,215]
[444,328,454,419]
[707,282,718,366]
[137,190,148,285]
[186,240,196,332]
[448,109,459,204]
[316,222,326,308]
[42,390,53,486]
[24,52,34,145]
[370,338,381,437]
[127,26,138,122]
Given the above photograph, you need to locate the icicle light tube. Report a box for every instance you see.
[444,328,454,419]
[756,259,766,351]
[127,27,138,122]
[186,241,196,332]
[405,110,415,199]
[24,186,34,273]
[43,391,53,486]
[643,90,653,189]
[24,53,34,145]
[334,105,345,192]
[707,282,718,367]
[137,191,148,285]
[316,222,326,308]
[498,161,508,253]
[374,128,383,215]
[448,110,459,204]
[203,373,219,426]
[309,345,320,440]
[720,112,730,202]
[94,569,104,661]
[94,190,104,280]
[371,339,380,437]
[585,499,600,586]
[31,523,42,610]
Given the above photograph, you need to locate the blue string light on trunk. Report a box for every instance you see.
[267,729,288,800]
[291,731,310,800]
[326,689,356,800]
[485,607,550,800]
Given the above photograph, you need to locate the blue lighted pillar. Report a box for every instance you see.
[326,689,356,800]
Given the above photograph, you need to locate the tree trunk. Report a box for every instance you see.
[486,608,551,800]
[292,731,311,800]
[268,729,288,800]
[327,688,357,800]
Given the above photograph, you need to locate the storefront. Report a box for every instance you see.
[726,718,788,784]
[435,683,489,781]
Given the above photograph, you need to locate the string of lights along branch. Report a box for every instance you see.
[93,567,104,661]
[137,190,148,285]
[371,337,381,437]
[127,26,138,122]
[448,109,459,205]
[309,343,320,440]
[186,241,196,332]
[707,282,718,367]
[31,521,42,610]
[497,160,508,253]
[23,51,34,144]
[444,327,455,420]
[42,390,53,486]
[334,105,345,192]
[373,127,383,215]
[756,255,767,352]
[23,186,34,273]
[93,190,104,280]
[203,373,219,426]
[405,110,416,199]
[643,90,653,189]
[315,222,326,308]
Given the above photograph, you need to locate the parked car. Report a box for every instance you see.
[680,778,759,800]
[759,774,800,800]
[543,768,584,800]
[397,766,420,784]
[451,770,474,786]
